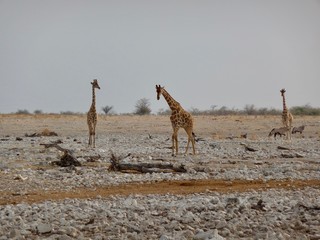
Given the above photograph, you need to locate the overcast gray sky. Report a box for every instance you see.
[1,0,319,114]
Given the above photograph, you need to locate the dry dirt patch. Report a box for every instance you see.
[1,178,319,205]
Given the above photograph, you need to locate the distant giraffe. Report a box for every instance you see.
[87,79,100,147]
[280,88,293,140]
[156,85,195,156]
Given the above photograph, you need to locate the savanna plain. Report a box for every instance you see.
[0,114,319,240]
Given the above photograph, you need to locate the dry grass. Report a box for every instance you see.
[1,114,319,139]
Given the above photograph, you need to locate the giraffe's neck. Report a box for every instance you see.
[161,89,180,111]
[91,86,96,110]
[282,95,287,113]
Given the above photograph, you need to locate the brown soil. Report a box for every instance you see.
[1,114,320,206]
[1,178,320,205]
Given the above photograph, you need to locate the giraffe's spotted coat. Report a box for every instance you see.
[280,88,293,140]
[87,79,100,147]
[156,85,195,156]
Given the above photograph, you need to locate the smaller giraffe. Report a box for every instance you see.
[87,79,100,147]
[156,85,195,156]
[280,88,293,140]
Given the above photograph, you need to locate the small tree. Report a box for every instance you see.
[134,98,151,115]
[244,104,256,115]
[189,107,201,115]
[102,105,114,115]
[34,110,43,114]
[16,109,30,114]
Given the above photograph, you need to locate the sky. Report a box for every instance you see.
[0,0,319,114]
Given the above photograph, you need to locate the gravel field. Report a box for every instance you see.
[0,114,319,239]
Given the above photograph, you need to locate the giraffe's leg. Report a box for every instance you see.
[88,124,93,146]
[93,123,96,148]
[171,133,175,156]
[88,134,92,146]
[172,128,179,156]
[184,128,196,155]
[285,126,290,140]
[288,126,292,140]
[89,133,92,146]
[175,133,178,155]
[184,131,190,155]
[191,133,195,155]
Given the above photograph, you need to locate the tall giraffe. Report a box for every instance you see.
[87,79,100,147]
[280,88,293,140]
[156,85,195,156]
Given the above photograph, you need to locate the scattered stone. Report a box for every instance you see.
[0,122,319,239]
[194,230,217,240]
[36,223,52,234]
[251,199,266,211]
[13,174,28,181]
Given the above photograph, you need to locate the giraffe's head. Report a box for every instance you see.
[91,79,101,89]
[280,88,286,96]
[156,85,163,100]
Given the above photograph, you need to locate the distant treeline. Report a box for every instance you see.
[158,104,320,116]
[11,104,320,116]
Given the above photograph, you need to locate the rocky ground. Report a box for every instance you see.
[0,114,319,240]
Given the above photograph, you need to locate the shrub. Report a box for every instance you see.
[60,111,78,115]
[134,98,151,115]
[290,104,320,116]
[16,109,30,114]
[34,110,43,114]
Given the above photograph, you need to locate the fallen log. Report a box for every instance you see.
[277,146,292,150]
[244,146,258,152]
[240,143,258,152]
[84,155,102,162]
[281,153,304,159]
[40,143,81,167]
[109,153,186,173]
[25,129,58,137]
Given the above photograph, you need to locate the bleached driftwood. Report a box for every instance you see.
[109,153,186,173]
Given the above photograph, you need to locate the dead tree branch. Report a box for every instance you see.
[109,153,186,173]
[40,143,81,167]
